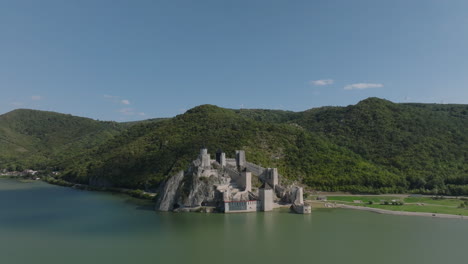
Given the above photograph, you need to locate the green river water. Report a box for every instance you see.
[0,178,467,264]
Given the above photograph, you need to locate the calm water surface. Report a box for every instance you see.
[0,178,466,264]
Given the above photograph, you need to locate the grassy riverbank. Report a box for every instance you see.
[314,195,468,216]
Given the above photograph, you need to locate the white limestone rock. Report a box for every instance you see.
[178,174,223,207]
[155,170,185,211]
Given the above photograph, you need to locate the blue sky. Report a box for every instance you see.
[1,0,468,121]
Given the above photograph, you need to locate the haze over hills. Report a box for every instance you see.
[1,98,467,195]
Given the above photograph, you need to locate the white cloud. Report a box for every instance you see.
[344,83,384,90]
[108,96,144,119]
[310,79,334,86]
[31,95,43,101]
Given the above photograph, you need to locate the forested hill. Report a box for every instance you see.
[61,105,399,190]
[289,98,468,194]
[0,109,125,170]
[2,98,468,195]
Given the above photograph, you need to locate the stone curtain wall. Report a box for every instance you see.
[245,162,265,177]
[224,201,258,213]
[224,166,241,181]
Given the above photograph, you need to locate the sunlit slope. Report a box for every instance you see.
[3,98,468,195]
[0,109,124,169]
[62,105,397,191]
[289,98,468,194]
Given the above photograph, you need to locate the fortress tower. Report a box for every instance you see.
[240,169,252,192]
[294,187,304,205]
[216,149,226,167]
[259,182,273,211]
[265,168,278,188]
[200,148,211,169]
[235,150,246,168]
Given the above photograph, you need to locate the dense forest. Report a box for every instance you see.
[0,109,126,170]
[1,98,467,195]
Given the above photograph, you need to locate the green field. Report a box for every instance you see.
[327,196,400,203]
[319,195,468,216]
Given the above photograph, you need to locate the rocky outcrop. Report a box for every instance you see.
[155,170,184,211]
[275,185,300,204]
[156,167,226,211]
[178,175,223,208]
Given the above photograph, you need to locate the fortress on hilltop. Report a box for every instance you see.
[156,148,311,214]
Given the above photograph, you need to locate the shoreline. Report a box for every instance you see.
[4,177,468,219]
[41,177,156,201]
[338,204,468,220]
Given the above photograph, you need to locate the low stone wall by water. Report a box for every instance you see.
[224,200,259,213]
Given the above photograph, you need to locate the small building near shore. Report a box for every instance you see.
[317,195,327,201]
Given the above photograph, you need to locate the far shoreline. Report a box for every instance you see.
[3,177,468,219]
[337,204,468,220]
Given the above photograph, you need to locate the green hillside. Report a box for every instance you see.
[289,98,468,194]
[61,105,401,192]
[0,109,125,170]
[2,98,468,195]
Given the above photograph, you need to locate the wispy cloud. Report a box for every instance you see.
[31,95,43,101]
[344,83,384,90]
[310,79,334,86]
[105,95,144,119]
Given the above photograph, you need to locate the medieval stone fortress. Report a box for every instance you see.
[156,148,311,214]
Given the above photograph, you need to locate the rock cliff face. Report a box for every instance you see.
[155,171,184,211]
[155,148,305,213]
[178,175,223,208]
[275,185,300,204]
[155,166,225,211]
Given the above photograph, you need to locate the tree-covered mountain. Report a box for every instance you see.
[1,98,467,195]
[61,105,399,192]
[288,98,468,194]
[0,109,126,170]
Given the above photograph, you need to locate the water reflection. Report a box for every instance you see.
[1,179,468,264]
